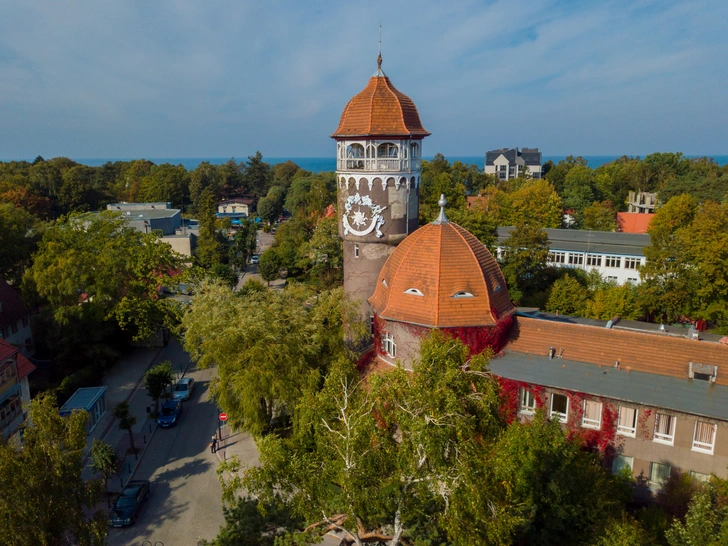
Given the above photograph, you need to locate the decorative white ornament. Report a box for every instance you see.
[367,179,374,191]
[342,193,387,238]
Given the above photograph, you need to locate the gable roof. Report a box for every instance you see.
[617,212,654,233]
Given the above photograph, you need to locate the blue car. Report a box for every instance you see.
[157,399,183,427]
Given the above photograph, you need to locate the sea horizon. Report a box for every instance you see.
[3,154,727,172]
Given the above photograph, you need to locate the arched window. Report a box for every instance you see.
[404,288,424,296]
[377,143,398,158]
[366,144,376,158]
[410,176,416,188]
[410,142,420,158]
[381,333,396,358]
[452,291,475,298]
[347,143,364,158]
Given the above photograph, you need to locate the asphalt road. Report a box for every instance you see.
[106,364,225,546]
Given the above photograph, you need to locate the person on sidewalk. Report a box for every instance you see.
[210,436,218,454]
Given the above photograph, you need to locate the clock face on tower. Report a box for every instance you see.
[342,193,388,238]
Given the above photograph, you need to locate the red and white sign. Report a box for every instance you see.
[219,413,228,422]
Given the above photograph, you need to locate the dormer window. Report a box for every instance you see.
[452,291,474,298]
[404,288,424,296]
[381,279,388,288]
[689,362,717,383]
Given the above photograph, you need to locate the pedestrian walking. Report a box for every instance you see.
[210,435,217,454]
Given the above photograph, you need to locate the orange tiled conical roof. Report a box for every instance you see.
[331,57,430,138]
[368,215,515,328]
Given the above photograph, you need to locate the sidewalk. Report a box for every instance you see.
[82,338,191,494]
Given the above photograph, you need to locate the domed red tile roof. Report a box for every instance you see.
[331,58,430,138]
[369,215,515,328]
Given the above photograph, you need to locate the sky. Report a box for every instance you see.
[1,0,727,160]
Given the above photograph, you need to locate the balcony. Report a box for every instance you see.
[337,158,421,172]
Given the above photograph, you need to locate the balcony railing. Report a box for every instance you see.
[337,158,421,172]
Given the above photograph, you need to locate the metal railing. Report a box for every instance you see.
[337,158,420,171]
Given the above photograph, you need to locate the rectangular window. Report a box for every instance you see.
[617,406,637,437]
[582,400,602,429]
[11,322,18,334]
[653,413,676,445]
[550,393,569,423]
[607,276,618,282]
[381,333,396,358]
[605,256,621,268]
[690,471,711,483]
[624,257,640,270]
[499,165,506,172]
[548,251,566,264]
[627,278,638,284]
[22,316,29,328]
[586,254,602,267]
[612,455,634,475]
[568,253,584,265]
[519,388,536,414]
[649,462,671,488]
[354,244,359,258]
[693,420,717,454]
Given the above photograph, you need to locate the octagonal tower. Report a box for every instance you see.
[331,55,430,327]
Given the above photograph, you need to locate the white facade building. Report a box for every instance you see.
[497,227,650,285]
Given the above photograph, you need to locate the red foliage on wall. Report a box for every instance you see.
[562,391,622,455]
[497,377,546,424]
[355,349,376,372]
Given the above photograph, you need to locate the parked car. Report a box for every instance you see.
[109,480,150,527]
[172,377,195,402]
[250,255,260,264]
[157,399,183,427]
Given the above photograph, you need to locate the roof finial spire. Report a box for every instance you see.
[377,21,382,70]
[433,194,449,224]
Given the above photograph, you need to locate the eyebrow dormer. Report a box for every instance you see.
[404,288,424,296]
[452,291,474,298]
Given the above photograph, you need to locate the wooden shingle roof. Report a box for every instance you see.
[369,222,515,328]
[331,63,430,138]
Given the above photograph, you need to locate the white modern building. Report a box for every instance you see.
[485,148,542,181]
[497,227,650,285]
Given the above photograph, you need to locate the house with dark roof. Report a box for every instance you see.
[0,339,35,441]
[485,147,543,180]
[0,280,33,355]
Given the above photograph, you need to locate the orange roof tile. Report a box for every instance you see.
[508,317,728,386]
[16,352,35,380]
[617,212,654,233]
[331,61,430,138]
[369,221,515,328]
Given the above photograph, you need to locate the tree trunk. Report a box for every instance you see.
[128,428,136,452]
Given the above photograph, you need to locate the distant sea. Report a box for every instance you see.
[6,155,728,172]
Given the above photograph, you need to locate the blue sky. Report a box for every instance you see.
[1,0,726,159]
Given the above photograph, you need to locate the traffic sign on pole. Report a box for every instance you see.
[219,412,228,422]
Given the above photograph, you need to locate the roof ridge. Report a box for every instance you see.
[383,227,427,317]
[367,76,379,135]
[451,223,492,315]
[434,224,443,325]
[384,76,407,135]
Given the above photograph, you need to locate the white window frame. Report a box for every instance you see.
[381,333,396,358]
[550,393,569,423]
[568,253,584,266]
[649,462,671,489]
[582,400,602,429]
[692,420,717,455]
[519,388,536,414]
[690,471,711,483]
[653,412,676,445]
[617,406,637,437]
[548,251,566,264]
[624,257,640,270]
[605,256,621,268]
[612,454,634,475]
[586,254,602,267]
[354,244,359,258]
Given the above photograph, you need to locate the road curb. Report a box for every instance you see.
[122,421,159,488]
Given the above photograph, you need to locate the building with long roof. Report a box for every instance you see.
[334,57,728,488]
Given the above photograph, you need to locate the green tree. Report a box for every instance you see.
[114,401,137,453]
[244,152,272,199]
[25,211,182,342]
[499,223,550,304]
[189,161,223,215]
[182,282,361,435]
[545,155,588,195]
[210,262,238,288]
[509,179,563,228]
[665,486,728,546]
[229,220,258,271]
[89,439,118,508]
[0,393,107,545]
[144,360,175,415]
[304,216,343,288]
[138,163,190,209]
[583,200,617,231]
[0,203,40,284]
[195,188,228,269]
[584,282,643,321]
[546,274,589,315]
[258,248,281,286]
